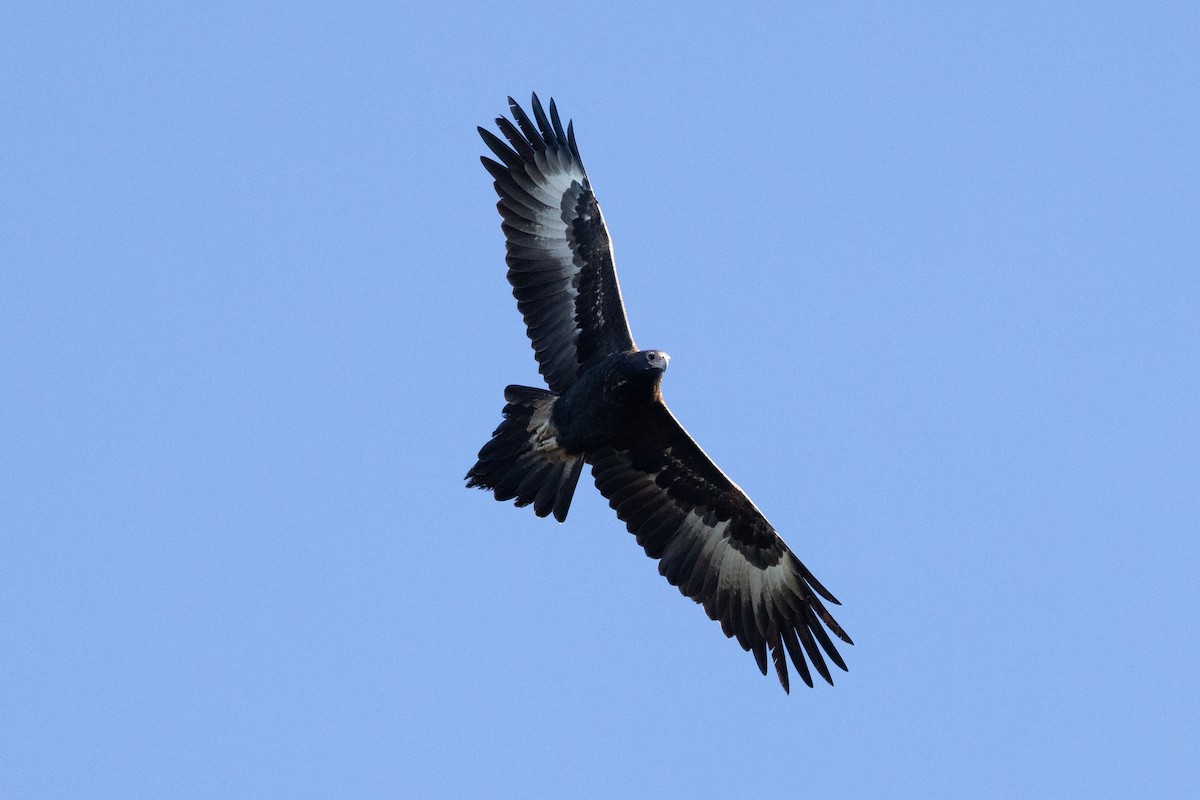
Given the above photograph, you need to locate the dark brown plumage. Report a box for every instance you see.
[466,94,852,692]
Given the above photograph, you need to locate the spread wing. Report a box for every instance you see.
[588,404,853,692]
[479,94,635,395]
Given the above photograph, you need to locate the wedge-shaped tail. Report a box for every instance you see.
[466,385,584,522]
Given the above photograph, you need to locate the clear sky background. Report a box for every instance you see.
[3,2,1198,798]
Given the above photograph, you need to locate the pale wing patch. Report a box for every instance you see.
[588,439,851,692]
[482,96,635,393]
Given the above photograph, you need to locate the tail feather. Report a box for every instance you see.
[466,385,584,522]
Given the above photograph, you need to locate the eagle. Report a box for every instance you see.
[466,95,852,692]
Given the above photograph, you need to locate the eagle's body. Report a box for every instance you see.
[467,95,852,692]
[554,349,668,450]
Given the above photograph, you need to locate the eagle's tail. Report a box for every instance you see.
[465,385,584,522]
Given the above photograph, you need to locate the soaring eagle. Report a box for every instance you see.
[466,95,852,692]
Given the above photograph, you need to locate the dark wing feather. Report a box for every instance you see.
[480,94,635,394]
[588,404,852,692]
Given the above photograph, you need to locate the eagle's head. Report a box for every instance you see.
[641,349,670,374]
[604,349,670,405]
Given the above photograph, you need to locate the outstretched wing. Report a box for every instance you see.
[588,404,853,692]
[479,94,635,395]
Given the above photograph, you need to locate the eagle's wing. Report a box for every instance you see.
[479,94,635,395]
[588,404,853,692]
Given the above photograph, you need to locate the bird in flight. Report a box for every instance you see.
[466,94,852,692]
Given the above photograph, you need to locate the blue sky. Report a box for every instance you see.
[3,2,1198,798]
